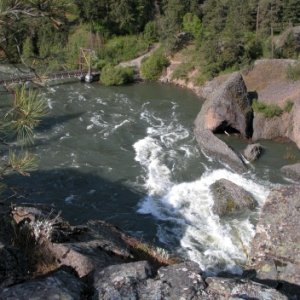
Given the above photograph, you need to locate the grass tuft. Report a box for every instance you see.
[286,62,300,81]
[252,100,283,118]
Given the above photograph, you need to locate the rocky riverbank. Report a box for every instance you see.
[160,58,300,175]
[1,57,299,299]
[0,191,299,299]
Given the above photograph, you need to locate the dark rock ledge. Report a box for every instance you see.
[0,196,299,300]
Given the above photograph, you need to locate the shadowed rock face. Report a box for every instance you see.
[194,72,253,138]
[281,163,300,181]
[210,179,257,217]
[194,129,247,173]
[0,269,85,300]
[249,185,300,298]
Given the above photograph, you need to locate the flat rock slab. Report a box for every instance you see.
[210,179,257,217]
[206,277,288,300]
[194,129,247,173]
[249,185,300,298]
[281,163,300,181]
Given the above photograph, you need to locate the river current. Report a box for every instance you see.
[2,81,300,275]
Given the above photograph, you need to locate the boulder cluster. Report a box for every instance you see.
[0,202,298,299]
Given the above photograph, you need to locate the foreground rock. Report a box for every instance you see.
[206,277,287,300]
[249,185,300,298]
[210,179,257,217]
[93,260,287,300]
[93,261,206,300]
[0,204,293,299]
[0,268,85,300]
[194,129,247,173]
[243,143,263,162]
[11,206,139,278]
[281,163,300,181]
[194,72,252,137]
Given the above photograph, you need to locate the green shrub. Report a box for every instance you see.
[100,65,135,86]
[182,13,202,40]
[286,62,300,81]
[98,35,150,65]
[284,100,294,113]
[252,100,283,118]
[143,21,158,43]
[140,49,169,80]
[66,25,90,69]
[192,72,208,86]
[171,62,194,80]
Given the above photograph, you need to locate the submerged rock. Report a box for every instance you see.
[0,268,85,300]
[210,179,257,217]
[243,143,263,162]
[194,72,252,137]
[281,163,300,181]
[194,129,247,173]
[249,185,300,298]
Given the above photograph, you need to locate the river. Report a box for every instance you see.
[2,81,300,275]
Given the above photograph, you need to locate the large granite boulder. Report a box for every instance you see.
[281,163,300,181]
[249,185,300,298]
[243,143,263,162]
[194,129,247,173]
[210,179,257,217]
[0,268,85,300]
[194,72,252,137]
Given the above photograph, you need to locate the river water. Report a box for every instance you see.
[2,81,300,274]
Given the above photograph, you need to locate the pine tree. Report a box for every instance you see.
[0,85,48,199]
[283,0,300,25]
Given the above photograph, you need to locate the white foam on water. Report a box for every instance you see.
[134,137,172,196]
[78,94,86,102]
[65,194,76,204]
[46,98,53,110]
[134,125,270,273]
[87,111,131,138]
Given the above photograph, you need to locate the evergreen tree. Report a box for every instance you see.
[283,0,300,25]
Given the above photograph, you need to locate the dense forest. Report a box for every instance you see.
[1,0,300,81]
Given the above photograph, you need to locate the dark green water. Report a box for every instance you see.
[1,81,300,274]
